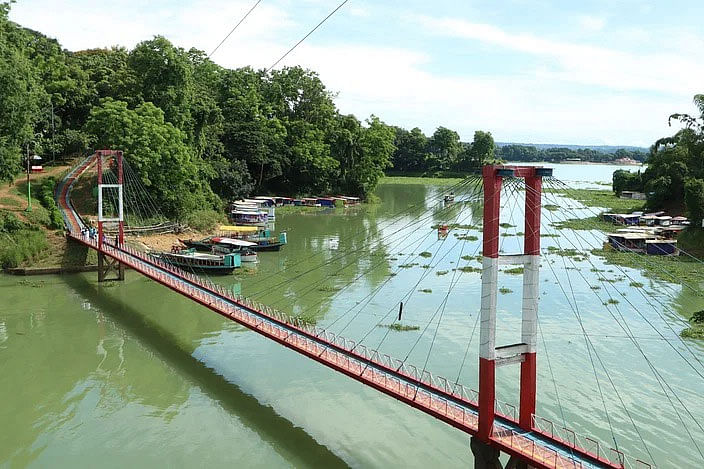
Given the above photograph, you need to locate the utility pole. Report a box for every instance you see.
[51,99,55,165]
[25,144,31,212]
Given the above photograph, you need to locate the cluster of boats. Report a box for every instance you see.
[153,225,288,274]
[229,195,361,226]
[603,211,689,255]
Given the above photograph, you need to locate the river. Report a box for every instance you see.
[2,162,703,467]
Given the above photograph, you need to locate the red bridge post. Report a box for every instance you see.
[478,165,549,446]
[96,149,125,282]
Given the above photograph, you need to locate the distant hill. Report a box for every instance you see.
[496,142,649,154]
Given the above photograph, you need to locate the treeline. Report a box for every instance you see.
[496,145,647,163]
[0,2,396,218]
[390,127,496,173]
[612,94,704,226]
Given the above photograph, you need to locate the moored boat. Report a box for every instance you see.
[154,249,241,274]
[231,210,269,226]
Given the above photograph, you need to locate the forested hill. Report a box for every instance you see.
[0,0,651,223]
[496,142,648,154]
[494,143,648,163]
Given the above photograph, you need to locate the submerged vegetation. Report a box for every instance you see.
[681,311,704,340]
[379,323,421,332]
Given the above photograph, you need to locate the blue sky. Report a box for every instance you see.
[10,0,704,146]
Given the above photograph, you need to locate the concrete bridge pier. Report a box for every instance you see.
[470,437,532,469]
[98,252,125,282]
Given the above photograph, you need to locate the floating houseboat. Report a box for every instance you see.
[602,213,640,225]
[606,232,658,253]
[317,197,335,208]
[646,239,678,256]
[154,250,241,274]
[231,210,269,226]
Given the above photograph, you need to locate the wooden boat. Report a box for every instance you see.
[154,249,241,274]
[182,234,285,253]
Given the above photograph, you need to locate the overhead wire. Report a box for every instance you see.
[244,177,478,292]
[538,180,704,377]
[526,180,672,460]
[267,0,351,71]
[532,181,704,460]
[209,0,262,58]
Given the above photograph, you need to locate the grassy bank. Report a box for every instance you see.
[0,212,49,268]
[591,247,704,286]
[379,176,465,186]
[548,188,644,213]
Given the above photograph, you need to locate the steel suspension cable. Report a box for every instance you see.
[538,180,704,376]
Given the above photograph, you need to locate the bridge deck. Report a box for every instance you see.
[55,154,645,469]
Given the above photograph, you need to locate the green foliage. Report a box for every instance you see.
[36,177,63,229]
[677,228,704,259]
[182,209,226,232]
[0,211,49,268]
[612,169,643,195]
[380,323,421,332]
[85,98,217,217]
[684,178,704,227]
[691,310,704,324]
[0,5,400,213]
[642,95,704,213]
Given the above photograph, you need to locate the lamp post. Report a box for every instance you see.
[25,133,43,212]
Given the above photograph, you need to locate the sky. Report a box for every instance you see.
[9,0,704,147]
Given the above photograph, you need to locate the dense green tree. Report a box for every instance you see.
[428,126,461,170]
[128,37,194,129]
[84,98,217,217]
[331,115,395,195]
[635,94,704,217]
[456,130,495,170]
[391,127,429,171]
[612,169,643,196]
[0,2,44,180]
[684,178,704,227]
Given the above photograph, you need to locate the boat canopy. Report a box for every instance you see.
[211,237,257,247]
[219,225,259,233]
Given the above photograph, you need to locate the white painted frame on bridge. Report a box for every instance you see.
[98,183,123,223]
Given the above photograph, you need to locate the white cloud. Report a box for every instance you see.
[410,15,704,97]
[577,15,606,32]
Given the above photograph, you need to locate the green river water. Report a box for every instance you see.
[2,163,704,467]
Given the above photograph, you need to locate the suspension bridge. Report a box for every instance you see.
[54,150,704,468]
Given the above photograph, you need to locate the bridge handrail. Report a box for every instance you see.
[57,154,646,469]
[532,414,653,469]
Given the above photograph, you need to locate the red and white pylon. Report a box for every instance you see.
[478,165,550,441]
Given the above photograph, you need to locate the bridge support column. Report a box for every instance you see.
[98,252,125,282]
[96,149,125,283]
[470,437,534,469]
[470,437,502,469]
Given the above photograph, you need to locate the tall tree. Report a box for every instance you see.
[428,126,461,170]
[85,98,217,217]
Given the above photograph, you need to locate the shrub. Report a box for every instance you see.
[0,229,48,268]
[183,209,226,232]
